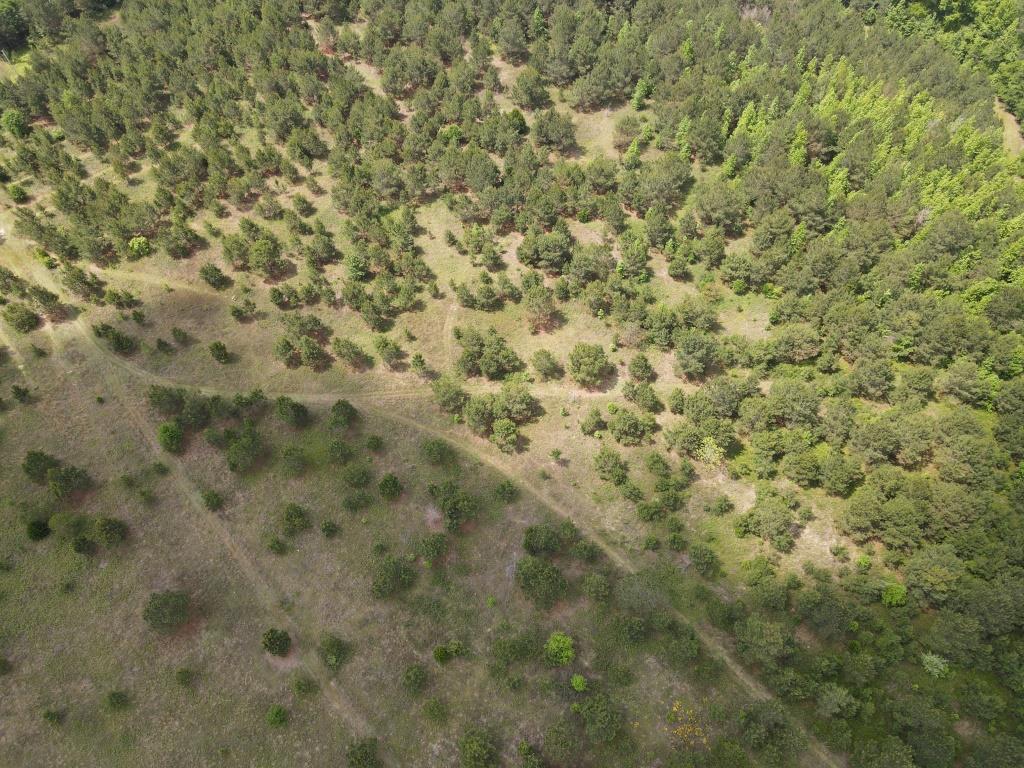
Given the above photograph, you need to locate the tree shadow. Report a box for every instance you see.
[263,259,299,284]
[585,366,620,392]
[529,308,567,334]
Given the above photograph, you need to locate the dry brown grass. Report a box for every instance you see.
[996,99,1024,157]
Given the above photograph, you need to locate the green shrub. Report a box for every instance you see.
[490,418,520,452]
[128,236,151,259]
[532,349,563,380]
[495,479,519,503]
[42,708,64,726]
[523,523,563,556]
[580,406,607,436]
[199,263,231,289]
[157,421,185,453]
[543,631,575,666]
[515,556,567,609]
[705,495,734,516]
[208,341,231,363]
[95,517,128,545]
[281,503,311,536]
[26,519,50,541]
[594,445,629,484]
[266,704,288,727]
[293,674,319,697]
[572,693,622,744]
[572,540,600,562]
[22,450,60,484]
[628,353,655,381]
[329,399,359,429]
[346,737,382,768]
[275,396,309,427]
[143,590,190,633]
[433,639,466,664]
[7,182,27,203]
[881,582,907,607]
[458,727,499,768]
[2,302,39,333]
[328,438,354,464]
[71,535,96,555]
[266,535,288,555]
[402,663,428,694]
[607,407,656,446]
[371,555,416,598]
[568,343,612,388]
[341,462,373,488]
[1,108,28,138]
[378,473,402,500]
[201,489,224,511]
[420,438,456,465]
[428,480,478,532]
[262,628,291,656]
[318,633,352,671]
[93,323,138,354]
[105,690,131,711]
[419,533,449,566]
[738,700,804,760]
[689,542,721,577]
[422,697,448,723]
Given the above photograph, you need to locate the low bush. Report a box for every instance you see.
[402,663,428,694]
[266,704,288,727]
[143,590,190,633]
[318,633,352,671]
[262,628,291,656]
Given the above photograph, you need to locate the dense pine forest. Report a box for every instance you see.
[0,0,1021,767]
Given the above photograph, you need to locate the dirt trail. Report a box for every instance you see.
[996,98,1024,157]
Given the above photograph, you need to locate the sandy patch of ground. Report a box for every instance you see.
[425,503,443,531]
[996,99,1023,157]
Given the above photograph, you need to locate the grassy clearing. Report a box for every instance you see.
[0,50,31,81]
[565,104,635,159]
